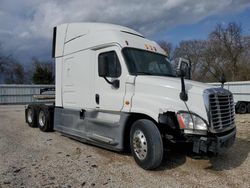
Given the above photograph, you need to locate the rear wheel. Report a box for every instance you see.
[37,105,53,132]
[130,119,163,170]
[25,105,37,127]
[237,102,247,114]
[247,103,250,113]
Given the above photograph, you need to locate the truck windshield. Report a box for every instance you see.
[122,48,175,77]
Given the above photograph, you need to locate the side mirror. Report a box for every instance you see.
[98,59,120,89]
[177,58,191,79]
[98,60,109,77]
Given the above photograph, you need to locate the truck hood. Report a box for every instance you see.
[131,76,213,121]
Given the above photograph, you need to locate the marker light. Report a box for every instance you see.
[125,101,130,105]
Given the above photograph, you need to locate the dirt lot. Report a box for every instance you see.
[0,105,249,188]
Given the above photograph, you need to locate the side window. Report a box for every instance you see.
[98,51,121,78]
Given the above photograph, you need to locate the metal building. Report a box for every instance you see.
[0,85,54,104]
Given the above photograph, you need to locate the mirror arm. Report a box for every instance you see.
[179,76,188,101]
[103,77,119,88]
[103,77,113,85]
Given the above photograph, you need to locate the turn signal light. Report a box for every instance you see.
[177,114,186,129]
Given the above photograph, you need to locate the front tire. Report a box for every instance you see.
[130,119,163,170]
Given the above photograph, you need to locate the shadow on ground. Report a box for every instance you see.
[206,138,250,171]
[62,133,250,171]
[157,137,250,171]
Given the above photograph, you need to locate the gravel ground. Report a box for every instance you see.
[0,105,249,188]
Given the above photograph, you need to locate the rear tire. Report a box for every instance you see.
[237,102,247,114]
[37,105,53,132]
[247,103,250,113]
[25,105,37,128]
[130,119,163,170]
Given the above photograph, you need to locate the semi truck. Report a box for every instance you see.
[25,23,236,170]
[208,81,250,114]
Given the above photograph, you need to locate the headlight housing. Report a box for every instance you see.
[177,111,208,135]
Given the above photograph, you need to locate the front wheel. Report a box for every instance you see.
[130,119,163,170]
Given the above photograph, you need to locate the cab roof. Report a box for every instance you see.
[61,22,144,43]
[53,22,166,58]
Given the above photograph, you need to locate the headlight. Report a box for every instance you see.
[177,112,207,134]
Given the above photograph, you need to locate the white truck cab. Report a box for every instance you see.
[25,23,236,170]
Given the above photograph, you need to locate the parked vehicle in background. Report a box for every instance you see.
[208,81,250,114]
[25,23,236,170]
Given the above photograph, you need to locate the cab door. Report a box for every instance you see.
[94,46,126,111]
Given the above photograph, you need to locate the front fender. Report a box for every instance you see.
[131,92,187,122]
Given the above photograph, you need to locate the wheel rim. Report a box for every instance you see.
[39,111,46,127]
[240,104,246,113]
[133,130,147,160]
[27,109,33,123]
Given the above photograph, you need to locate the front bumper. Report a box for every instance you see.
[192,128,236,154]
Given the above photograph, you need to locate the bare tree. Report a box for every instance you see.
[209,22,244,81]
[200,40,228,82]
[0,43,25,84]
[173,40,207,80]
[236,36,250,80]
[158,41,173,58]
[3,59,25,84]
[172,22,250,82]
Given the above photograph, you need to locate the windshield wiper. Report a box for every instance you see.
[160,74,176,77]
[137,72,176,77]
[136,71,154,75]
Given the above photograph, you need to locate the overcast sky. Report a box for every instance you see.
[0,0,250,65]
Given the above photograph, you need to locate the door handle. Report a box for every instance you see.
[95,94,99,104]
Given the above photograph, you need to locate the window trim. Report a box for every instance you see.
[98,50,122,78]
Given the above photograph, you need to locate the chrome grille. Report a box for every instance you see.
[208,92,235,132]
